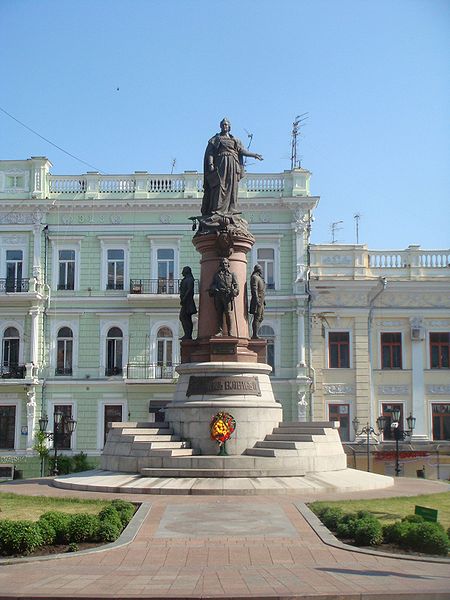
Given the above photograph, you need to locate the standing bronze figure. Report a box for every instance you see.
[201,118,263,216]
[249,264,266,339]
[209,258,239,336]
[179,266,197,339]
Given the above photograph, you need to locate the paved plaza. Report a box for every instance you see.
[0,477,449,599]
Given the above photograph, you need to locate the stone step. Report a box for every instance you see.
[278,421,338,429]
[110,421,170,429]
[132,441,189,449]
[122,427,174,436]
[255,441,304,450]
[265,433,314,442]
[244,448,277,457]
[147,448,199,457]
[131,435,181,442]
[139,467,306,478]
[272,426,327,435]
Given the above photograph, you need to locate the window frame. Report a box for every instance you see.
[251,238,281,291]
[381,332,403,370]
[429,332,450,369]
[431,403,450,440]
[327,330,351,369]
[50,320,78,378]
[46,400,77,451]
[49,237,83,292]
[98,236,131,292]
[148,236,181,294]
[381,402,405,441]
[99,319,129,378]
[328,403,350,442]
[105,327,124,376]
[0,401,20,450]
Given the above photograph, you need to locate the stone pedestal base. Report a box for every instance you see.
[181,336,266,364]
[165,362,282,455]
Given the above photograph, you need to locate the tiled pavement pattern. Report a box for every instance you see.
[0,478,449,599]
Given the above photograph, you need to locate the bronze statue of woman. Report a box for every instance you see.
[201,118,263,217]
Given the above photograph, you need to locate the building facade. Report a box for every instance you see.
[0,157,316,476]
[309,244,450,477]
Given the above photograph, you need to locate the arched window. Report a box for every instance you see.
[260,325,275,374]
[156,326,173,378]
[2,327,20,377]
[106,327,123,376]
[56,327,73,376]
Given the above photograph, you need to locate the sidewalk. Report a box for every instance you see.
[0,478,449,599]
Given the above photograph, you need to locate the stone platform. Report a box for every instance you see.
[53,467,393,495]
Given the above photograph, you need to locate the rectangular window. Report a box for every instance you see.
[6,250,23,292]
[381,332,402,369]
[104,405,123,445]
[56,339,73,375]
[328,332,350,368]
[432,404,450,440]
[54,405,73,450]
[328,404,350,441]
[106,249,124,290]
[257,248,275,289]
[0,406,16,449]
[58,250,75,290]
[381,403,403,440]
[157,249,175,293]
[106,339,123,375]
[430,333,450,369]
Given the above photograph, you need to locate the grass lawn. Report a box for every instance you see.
[0,493,111,521]
[309,491,450,529]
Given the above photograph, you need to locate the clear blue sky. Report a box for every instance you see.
[1,0,449,249]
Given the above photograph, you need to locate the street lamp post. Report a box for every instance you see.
[38,412,77,476]
[391,408,416,477]
[352,415,386,472]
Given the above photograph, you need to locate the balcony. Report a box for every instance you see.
[129,279,199,295]
[0,278,30,293]
[105,367,123,376]
[55,367,73,376]
[0,364,26,379]
[126,363,178,380]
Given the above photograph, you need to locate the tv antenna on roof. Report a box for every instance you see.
[354,213,362,244]
[331,220,343,244]
[291,113,309,169]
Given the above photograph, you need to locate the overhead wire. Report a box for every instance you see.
[0,105,105,173]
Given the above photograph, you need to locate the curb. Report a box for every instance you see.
[0,502,151,565]
[296,501,450,564]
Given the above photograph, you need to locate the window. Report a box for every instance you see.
[157,249,175,293]
[329,404,350,441]
[260,325,275,374]
[106,249,124,290]
[381,403,403,440]
[56,327,73,375]
[5,250,23,292]
[430,333,449,369]
[381,332,402,369]
[156,326,173,377]
[0,406,16,449]
[432,404,450,440]
[54,405,73,450]
[328,332,350,368]
[5,175,25,189]
[104,405,123,445]
[58,250,75,290]
[256,248,275,289]
[2,327,20,376]
[106,327,123,376]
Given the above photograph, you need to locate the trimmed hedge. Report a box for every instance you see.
[0,500,136,557]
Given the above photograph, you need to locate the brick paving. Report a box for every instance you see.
[0,477,449,599]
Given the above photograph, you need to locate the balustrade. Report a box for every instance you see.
[126,363,178,380]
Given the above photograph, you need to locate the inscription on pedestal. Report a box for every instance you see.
[186,376,261,397]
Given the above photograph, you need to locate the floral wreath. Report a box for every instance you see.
[210,411,236,446]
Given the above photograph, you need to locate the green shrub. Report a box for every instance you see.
[0,519,43,555]
[402,514,425,524]
[36,519,56,545]
[72,452,94,473]
[48,455,72,475]
[353,516,383,546]
[335,512,358,540]
[320,507,344,532]
[404,522,449,556]
[39,511,71,544]
[67,513,99,543]
[110,500,135,526]
[97,506,123,542]
[67,542,79,552]
[383,521,411,546]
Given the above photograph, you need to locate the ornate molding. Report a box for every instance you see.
[378,385,409,395]
[321,255,352,265]
[324,384,354,395]
[427,385,450,395]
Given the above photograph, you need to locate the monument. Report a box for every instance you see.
[58,118,393,494]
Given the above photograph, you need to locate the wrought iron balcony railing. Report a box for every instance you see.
[105,367,123,376]
[1,364,26,379]
[55,367,73,376]
[0,279,30,293]
[126,363,178,380]
[129,279,199,295]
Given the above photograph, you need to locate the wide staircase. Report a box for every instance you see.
[101,420,347,478]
